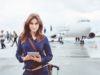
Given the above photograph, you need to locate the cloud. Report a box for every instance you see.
[61,0,100,12]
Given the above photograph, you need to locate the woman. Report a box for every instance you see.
[16,13,53,75]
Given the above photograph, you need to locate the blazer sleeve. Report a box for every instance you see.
[41,37,53,64]
[16,39,24,63]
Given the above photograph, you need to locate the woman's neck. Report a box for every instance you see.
[30,32,36,40]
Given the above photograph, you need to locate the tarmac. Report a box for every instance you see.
[0,37,100,75]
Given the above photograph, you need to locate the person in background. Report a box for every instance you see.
[0,30,6,49]
[44,27,46,34]
[6,31,10,43]
[11,31,18,47]
[50,25,52,32]
[16,13,53,75]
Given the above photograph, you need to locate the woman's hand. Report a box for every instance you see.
[23,55,33,61]
[31,55,42,63]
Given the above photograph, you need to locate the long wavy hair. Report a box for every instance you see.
[20,13,45,44]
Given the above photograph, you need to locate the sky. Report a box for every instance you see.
[0,0,100,34]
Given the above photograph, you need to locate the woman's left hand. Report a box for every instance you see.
[31,55,42,63]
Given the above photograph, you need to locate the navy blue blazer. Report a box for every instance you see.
[16,36,53,69]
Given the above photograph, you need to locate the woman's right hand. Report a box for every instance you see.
[23,55,33,61]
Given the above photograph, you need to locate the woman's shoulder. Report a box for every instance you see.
[42,35,49,42]
[19,32,24,37]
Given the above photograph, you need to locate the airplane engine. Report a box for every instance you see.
[88,32,95,38]
[51,34,57,38]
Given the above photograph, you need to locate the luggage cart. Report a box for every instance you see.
[48,64,59,75]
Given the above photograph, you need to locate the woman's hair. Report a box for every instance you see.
[20,13,45,44]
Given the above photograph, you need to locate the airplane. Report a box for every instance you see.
[47,19,95,44]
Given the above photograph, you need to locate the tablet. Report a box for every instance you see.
[27,52,39,56]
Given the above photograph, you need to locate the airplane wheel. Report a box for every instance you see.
[80,40,84,44]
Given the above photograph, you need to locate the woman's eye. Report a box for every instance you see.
[30,22,33,24]
[35,23,39,25]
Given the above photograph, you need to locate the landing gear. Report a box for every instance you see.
[59,41,64,44]
[58,36,64,44]
[80,40,84,44]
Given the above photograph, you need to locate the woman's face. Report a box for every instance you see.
[29,18,39,33]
